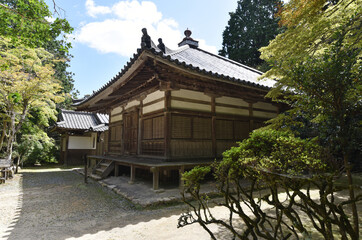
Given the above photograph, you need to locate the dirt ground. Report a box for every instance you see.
[0,168,224,240]
[0,167,361,240]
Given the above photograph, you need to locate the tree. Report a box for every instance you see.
[0,0,76,165]
[0,0,76,105]
[260,0,361,235]
[179,130,360,239]
[0,37,63,162]
[219,0,281,70]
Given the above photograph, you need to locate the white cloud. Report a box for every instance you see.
[76,0,217,57]
[198,39,218,54]
[85,0,111,18]
[45,16,55,23]
[112,1,162,24]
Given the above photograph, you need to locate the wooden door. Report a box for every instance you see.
[124,111,138,154]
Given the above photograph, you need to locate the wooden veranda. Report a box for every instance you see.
[86,155,213,190]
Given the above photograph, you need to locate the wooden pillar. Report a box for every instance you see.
[84,155,88,184]
[64,134,69,166]
[164,90,171,159]
[211,97,217,158]
[114,163,119,177]
[249,103,254,131]
[121,107,125,154]
[150,167,159,190]
[129,165,136,184]
[179,165,185,189]
[138,99,143,155]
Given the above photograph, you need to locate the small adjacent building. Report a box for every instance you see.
[54,110,109,165]
[73,29,283,189]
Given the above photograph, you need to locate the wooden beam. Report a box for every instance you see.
[164,90,171,159]
[249,103,254,131]
[179,165,185,190]
[150,167,159,190]
[129,165,136,184]
[138,99,143,155]
[211,97,217,158]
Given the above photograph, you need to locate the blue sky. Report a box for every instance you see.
[46,0,238,98]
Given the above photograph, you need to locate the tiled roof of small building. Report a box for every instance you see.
[74,29,275,107]
[56,110,109,132]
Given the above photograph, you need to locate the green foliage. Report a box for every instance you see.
[0,0,76,163]
[0,0,77,107]
[0,0,73,48]
[182,166,211,190]
[15,123,58,165]
[219,129,328,179]
[259,0,361,236]
[0,36,63,160]
[219,0,282,69]
[179,130,361,239]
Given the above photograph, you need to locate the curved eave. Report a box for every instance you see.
[74,46,273,111]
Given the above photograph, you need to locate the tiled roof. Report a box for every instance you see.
[166,45,275,88]
[56,110,109,132]
[74,36,275,107]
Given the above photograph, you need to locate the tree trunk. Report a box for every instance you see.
[0,121,7,150]
[343,154,359,239]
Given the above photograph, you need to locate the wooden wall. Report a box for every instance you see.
[106,88,278,159]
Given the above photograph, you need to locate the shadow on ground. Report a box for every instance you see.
[2,168,198,240]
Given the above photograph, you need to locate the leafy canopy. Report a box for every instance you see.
[0,36,63,158]
[219,0,282,70]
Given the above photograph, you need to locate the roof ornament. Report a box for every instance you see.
[141,28,151,48]
[178,28,199,48]
[157,38,166,53]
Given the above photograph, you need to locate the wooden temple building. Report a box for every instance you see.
[74,28,281,189]
[54,110,109,165]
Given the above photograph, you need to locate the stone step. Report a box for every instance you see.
[89,173,102,180]
[100,163,110,168]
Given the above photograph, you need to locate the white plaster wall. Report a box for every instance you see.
[111,106,123,115]
[171,100,211,112]
[143,101,164,114]
[68,133,97,149]
[215,106,249,116]
[253,111,278,119]
[171,89,211,102]
[125,100,140,110]
[216,96,249,107]
[143,90,164,104]
[111,114,123,123]
[253,101,278,111]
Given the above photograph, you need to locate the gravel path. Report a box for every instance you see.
[0,168,215,240]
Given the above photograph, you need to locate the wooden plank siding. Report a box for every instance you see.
[106,88,277,160]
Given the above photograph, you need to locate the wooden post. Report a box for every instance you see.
[64,134,69,166]
[179,165,185,190]
[129,165,136,184]
[211,96,217,158]
[150,167,159,190]
[84,154,88,184]
[114,163,119,177]
[164,90,171,159]
[249,103,254,131]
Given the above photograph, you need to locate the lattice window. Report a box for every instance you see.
[216,120,233,140]
[110,126,116,141]
[193,117,212,139]
[234,121,249,140]
[143,119,152,139]
[115,125,122,141]
[172,115,192,139]
[152,116,164,139]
